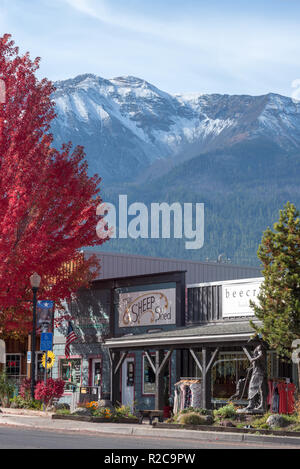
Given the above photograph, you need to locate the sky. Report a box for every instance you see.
[1,0,300,97]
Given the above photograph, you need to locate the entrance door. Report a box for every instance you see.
[92,359,101,387]
[122,357,135,410]
[91,359,101,399]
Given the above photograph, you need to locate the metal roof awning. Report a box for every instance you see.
[104,321,260,350]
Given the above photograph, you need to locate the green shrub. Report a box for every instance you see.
[213,404,237,420]
[114,405,133,418]
[10,395,42,410]
[0,372,15,407]
[177,412,208,426]
[180,407,211,416]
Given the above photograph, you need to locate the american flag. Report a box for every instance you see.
[65,321,77,359]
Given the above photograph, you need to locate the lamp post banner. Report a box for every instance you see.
[37,301,54,333]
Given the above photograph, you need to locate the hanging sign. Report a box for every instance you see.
[40,332,53,351]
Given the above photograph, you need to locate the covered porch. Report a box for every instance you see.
[104,321,262,410]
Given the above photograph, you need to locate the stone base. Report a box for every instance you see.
[237,408,265,415]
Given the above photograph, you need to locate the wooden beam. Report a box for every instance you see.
[157,348,174,377]
[114,351,128,375]
[206,347,219,372]
[145,350,156,374]
[108,348,113,367]
[189,348,202,374]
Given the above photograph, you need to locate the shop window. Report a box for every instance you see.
[6,354,21,376]
[212,352,249,400]
[60,358,82,392]
[36,352,51,382]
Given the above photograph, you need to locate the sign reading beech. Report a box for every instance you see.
[222,279,263,318]
[119,288,176,328]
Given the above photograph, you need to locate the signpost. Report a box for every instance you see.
[40,332,53,411]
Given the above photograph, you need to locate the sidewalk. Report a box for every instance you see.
[1,408,300,447]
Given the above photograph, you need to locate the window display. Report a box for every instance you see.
[212,352,249,399]
[143,356,155,394]
[60,358,82,391]
[142,354,170,395]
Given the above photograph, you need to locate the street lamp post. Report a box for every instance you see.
[30,272,41,400]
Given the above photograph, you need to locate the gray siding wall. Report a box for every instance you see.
[187,285,222,323]
[85,251,261,285]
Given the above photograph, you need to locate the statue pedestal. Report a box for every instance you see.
[237,408,265,415]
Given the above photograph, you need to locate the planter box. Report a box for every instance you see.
[152,422,300,438]
[52,414,139,424]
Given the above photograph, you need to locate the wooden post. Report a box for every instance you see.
[201,346,219,409]
[155,349,174,410]
[109,350,121,405]
[201,348,211,409]
[155,350,164,411]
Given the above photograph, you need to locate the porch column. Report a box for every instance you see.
[109,350,128,405]
[201,347,219,409]
[155,350,164,411]
[154,348,174,410]
[189,346,219,409]
[201,348,212,409]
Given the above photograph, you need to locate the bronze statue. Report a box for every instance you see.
[229,376,246,401]
[244,344,267,412]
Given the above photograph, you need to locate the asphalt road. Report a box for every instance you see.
[0,426,298,451]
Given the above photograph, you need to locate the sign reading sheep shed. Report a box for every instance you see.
[118,288,176,328]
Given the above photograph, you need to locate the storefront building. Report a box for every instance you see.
[5,250,296,412]
[50,251,263,410]
[104,275,298,411]
[3,251,260,397]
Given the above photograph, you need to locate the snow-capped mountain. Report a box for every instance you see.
[51,74,300,183]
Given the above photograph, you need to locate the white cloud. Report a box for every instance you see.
[62,0,300,67]
[3,0,300,96]
[64,0,107,19]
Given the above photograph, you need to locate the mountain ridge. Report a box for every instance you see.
[51,74,300,183]
[49,74,300,266]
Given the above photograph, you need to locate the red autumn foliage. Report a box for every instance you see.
[34,378,65,408]
[0,34,109,339]
[19,377,32,400]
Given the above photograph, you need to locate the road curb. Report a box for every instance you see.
[2,415,300,446]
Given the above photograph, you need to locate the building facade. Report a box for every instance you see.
[50,251,263,410]
[6,251,296,413]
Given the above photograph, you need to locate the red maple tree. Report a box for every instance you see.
[0,34,109,339]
